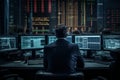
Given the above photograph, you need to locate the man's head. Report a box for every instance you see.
[55,24,67,38]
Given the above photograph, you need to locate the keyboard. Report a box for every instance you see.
[28,59,43,65]
[95,61,111,65]
[84,58,94,62]
[85,62,109,68]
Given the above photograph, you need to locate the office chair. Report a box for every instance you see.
[35,71,84,80]
[0,69,20,80]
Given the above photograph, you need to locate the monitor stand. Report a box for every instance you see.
[86,50,93,58]
[31,49,43,59]
[31,50,36,59]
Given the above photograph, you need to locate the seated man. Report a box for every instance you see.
[109,48,120,80]
[44,24,84,73]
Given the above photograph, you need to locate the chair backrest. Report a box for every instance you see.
[0,69,19,80]
[35,71,84,80]
[109,61,120,80]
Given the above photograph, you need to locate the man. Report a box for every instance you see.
[44,24,84,73]
[72,27,80,34]
[109,49,120,80]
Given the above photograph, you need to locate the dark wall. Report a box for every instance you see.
[104,0,120,32]
[104,0,120,8]
[0,0,4,35]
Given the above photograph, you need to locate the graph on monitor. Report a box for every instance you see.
[0,36,17,52]
[48,35,72,44]
[75,35,101,50]
[20,35,45,50]
[103,35,120,50]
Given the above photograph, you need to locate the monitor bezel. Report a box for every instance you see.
[0,35,18,52]
[74,34,102,50]
[19,34,46,51]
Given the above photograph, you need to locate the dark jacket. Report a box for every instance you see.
[44,39,84,73]
[109,61,120,80]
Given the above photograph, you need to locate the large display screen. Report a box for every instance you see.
[75,35,101,50]
[48,35,72,44]
[0,36,17,52]
[20,35,45,50]
[103,35,120,50]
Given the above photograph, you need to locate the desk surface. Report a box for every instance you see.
[0,61,110,70]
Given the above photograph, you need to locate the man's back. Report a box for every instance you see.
[44,39,84,73]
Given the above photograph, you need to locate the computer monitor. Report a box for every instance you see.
[75,35,101,50]
[0,36,17,52]
[102,35,120,50]
[48,35,56,44]
[47,35,72,44]
[66,36,72,43]
[20,35,45,50]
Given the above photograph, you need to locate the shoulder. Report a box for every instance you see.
[68,42,78,46]
[44,42,56,48]
[68,43,79,48]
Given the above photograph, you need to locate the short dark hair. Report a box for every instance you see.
[55,24,67,38]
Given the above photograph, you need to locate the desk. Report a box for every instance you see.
[0,61,110,80]
[84,62,109,70]
[0,61,109,70]
[0,61,43,70]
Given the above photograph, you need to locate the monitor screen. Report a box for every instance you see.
[0,36,17,52]
[48,35,56,44]
[75,35,101,50]
[103,35,120,50]
[48,35,72,44]
[66,36,72,43]
[20,35,45,50]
